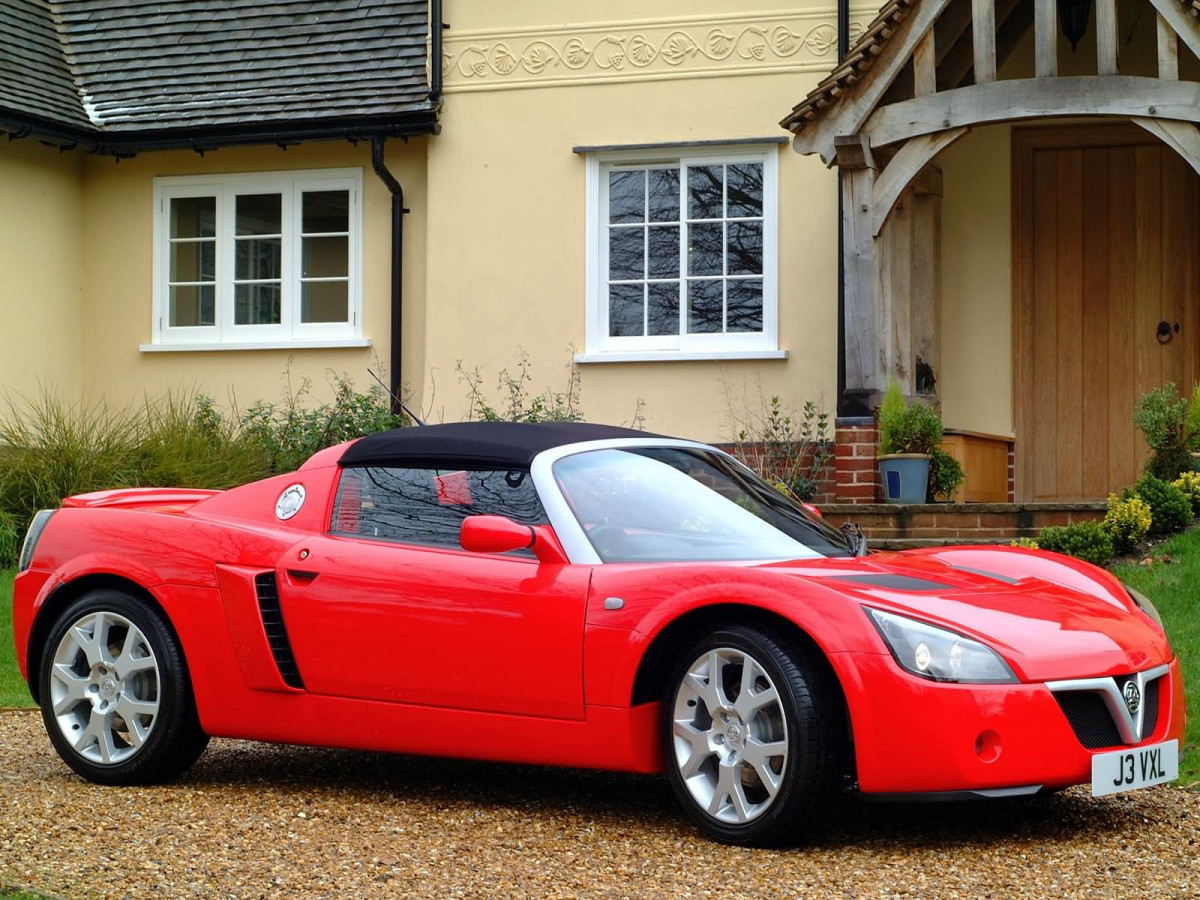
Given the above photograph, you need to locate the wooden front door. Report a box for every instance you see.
[1014,125,1200,501]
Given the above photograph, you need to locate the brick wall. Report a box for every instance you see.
[833,418,879,504]
[819,502,1108,547]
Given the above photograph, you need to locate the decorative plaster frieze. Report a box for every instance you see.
[441,11,871,92]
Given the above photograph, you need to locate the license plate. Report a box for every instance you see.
[1091,740,1178,797]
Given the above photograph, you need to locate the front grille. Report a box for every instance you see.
[1141,677,1161,740]
[1054,691,1122,749]
[254,572,305,689]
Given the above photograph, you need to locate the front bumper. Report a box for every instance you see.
[841,651,1186,795]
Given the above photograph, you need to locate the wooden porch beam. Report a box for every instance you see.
[842,168,883,396]
[1158,14,1180,80]
[1096,0,1119,75]
[792,0,957,165]
[863,76,1200,147]
[1133,117,1200,176]
[972,0,997,83]
[871,127,968,235]
[913,30,937,97]
[1034,0,1057,76]
[1146,0,1200,68]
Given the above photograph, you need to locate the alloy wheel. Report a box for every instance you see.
[48,611,161,766]
[670,647,789,824]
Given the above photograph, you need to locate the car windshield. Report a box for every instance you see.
[551,446,853,562]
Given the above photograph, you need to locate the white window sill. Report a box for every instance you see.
[140,339,372,353]
[574,349,788,364]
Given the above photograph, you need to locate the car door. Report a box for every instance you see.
[276,465,590,720]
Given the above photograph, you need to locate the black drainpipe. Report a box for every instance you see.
[836,0,851,418]
[429,0,444,103]
[371,136,408,415]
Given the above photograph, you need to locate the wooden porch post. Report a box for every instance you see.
[839,138,882,408]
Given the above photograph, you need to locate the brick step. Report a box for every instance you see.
[819,501,1107,545]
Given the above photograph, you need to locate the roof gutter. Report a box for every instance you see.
[0,111,438,157]
[370,136,408,416]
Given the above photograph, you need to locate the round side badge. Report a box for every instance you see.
[275,484,306,520]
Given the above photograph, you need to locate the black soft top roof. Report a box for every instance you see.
[338,421,670,470]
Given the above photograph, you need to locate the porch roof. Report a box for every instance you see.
[0,0,438,153]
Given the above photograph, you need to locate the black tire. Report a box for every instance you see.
[661,624,843,846]
[38,589,209,785]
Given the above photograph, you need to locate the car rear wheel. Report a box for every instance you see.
[662,624,842,845]
[38,590,208,785]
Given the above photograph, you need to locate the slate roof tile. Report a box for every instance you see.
[0,0,435,143]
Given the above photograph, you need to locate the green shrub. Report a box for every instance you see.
[1104,493,1153,554]
[1173,471,1200,516]
[0,510,18,569]
[727,395,832,502]
[927,448,965,501]
[457,349,584,425]
[1135,383,1191,481]
[1010,537,1039,549]
[1188,384,1200,453]
[1035,521,1114,566]
[877,379,944,456]
[239,370,405,474]
[1134,473,1193,534]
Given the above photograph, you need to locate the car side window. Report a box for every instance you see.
[330,466,548,555]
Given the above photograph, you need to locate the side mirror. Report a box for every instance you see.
[460,515,570,565]
[460,515,534,554]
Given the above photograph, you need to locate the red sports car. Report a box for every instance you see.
[10,422,1185,844]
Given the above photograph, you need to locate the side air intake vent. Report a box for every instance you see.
[255,572,304,689]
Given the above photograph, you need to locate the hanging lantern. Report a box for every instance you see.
[1057,0,1091,52]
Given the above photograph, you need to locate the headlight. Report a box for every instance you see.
[1127,586,1169,641]
[865,607,1017,684]
[17,509,55,573]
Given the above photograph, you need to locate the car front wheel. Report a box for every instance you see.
[662,624,842,845]
[38,590,208,785]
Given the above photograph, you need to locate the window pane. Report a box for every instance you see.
[331,467,548,555]
[687,279,723,333]
[169,240,214,283]
[727,279,763,333]
[688,222,723,276]
[727,221,764,276]
[608,170,644,224]
[301,281,349,323]
[303,190,349,233]
[687,165,723,219]
[647,281,679,336]
[235,193,282,236]
[169,284,215,327]
[608,226,644,280]
[302,236,348,278]
[609,283,644,337]
[647,168,680,222]
[235,237,282,281]
[235,283,282,325]
[646,225,680,279]
[170,197,216,239]
[727,163,764,217]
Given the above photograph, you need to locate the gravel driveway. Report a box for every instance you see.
[1,709,1197,899]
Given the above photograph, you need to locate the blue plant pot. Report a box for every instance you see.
[879,454,931,504]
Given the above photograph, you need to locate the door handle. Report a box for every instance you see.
[286,569,319,585]
[1157,321,1174,344]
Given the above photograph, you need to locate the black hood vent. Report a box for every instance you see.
[828,574,953,592]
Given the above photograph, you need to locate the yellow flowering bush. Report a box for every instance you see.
[1103,493,1152,554]
[1171,471,1200,515]
[1010,537,1039,549]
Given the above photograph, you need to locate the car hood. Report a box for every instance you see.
[759,548,1171,682]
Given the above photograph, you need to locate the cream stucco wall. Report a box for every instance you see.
[77,139,428,410]
[422,0,862,440]
[0,140,85,402]
[937,125,1014,438]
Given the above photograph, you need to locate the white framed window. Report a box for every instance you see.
[582,145,781,362]
[148,168,366,351]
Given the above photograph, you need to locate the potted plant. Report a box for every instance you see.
[877,379,943,504]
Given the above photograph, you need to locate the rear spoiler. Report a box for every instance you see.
[61,487,222,509]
